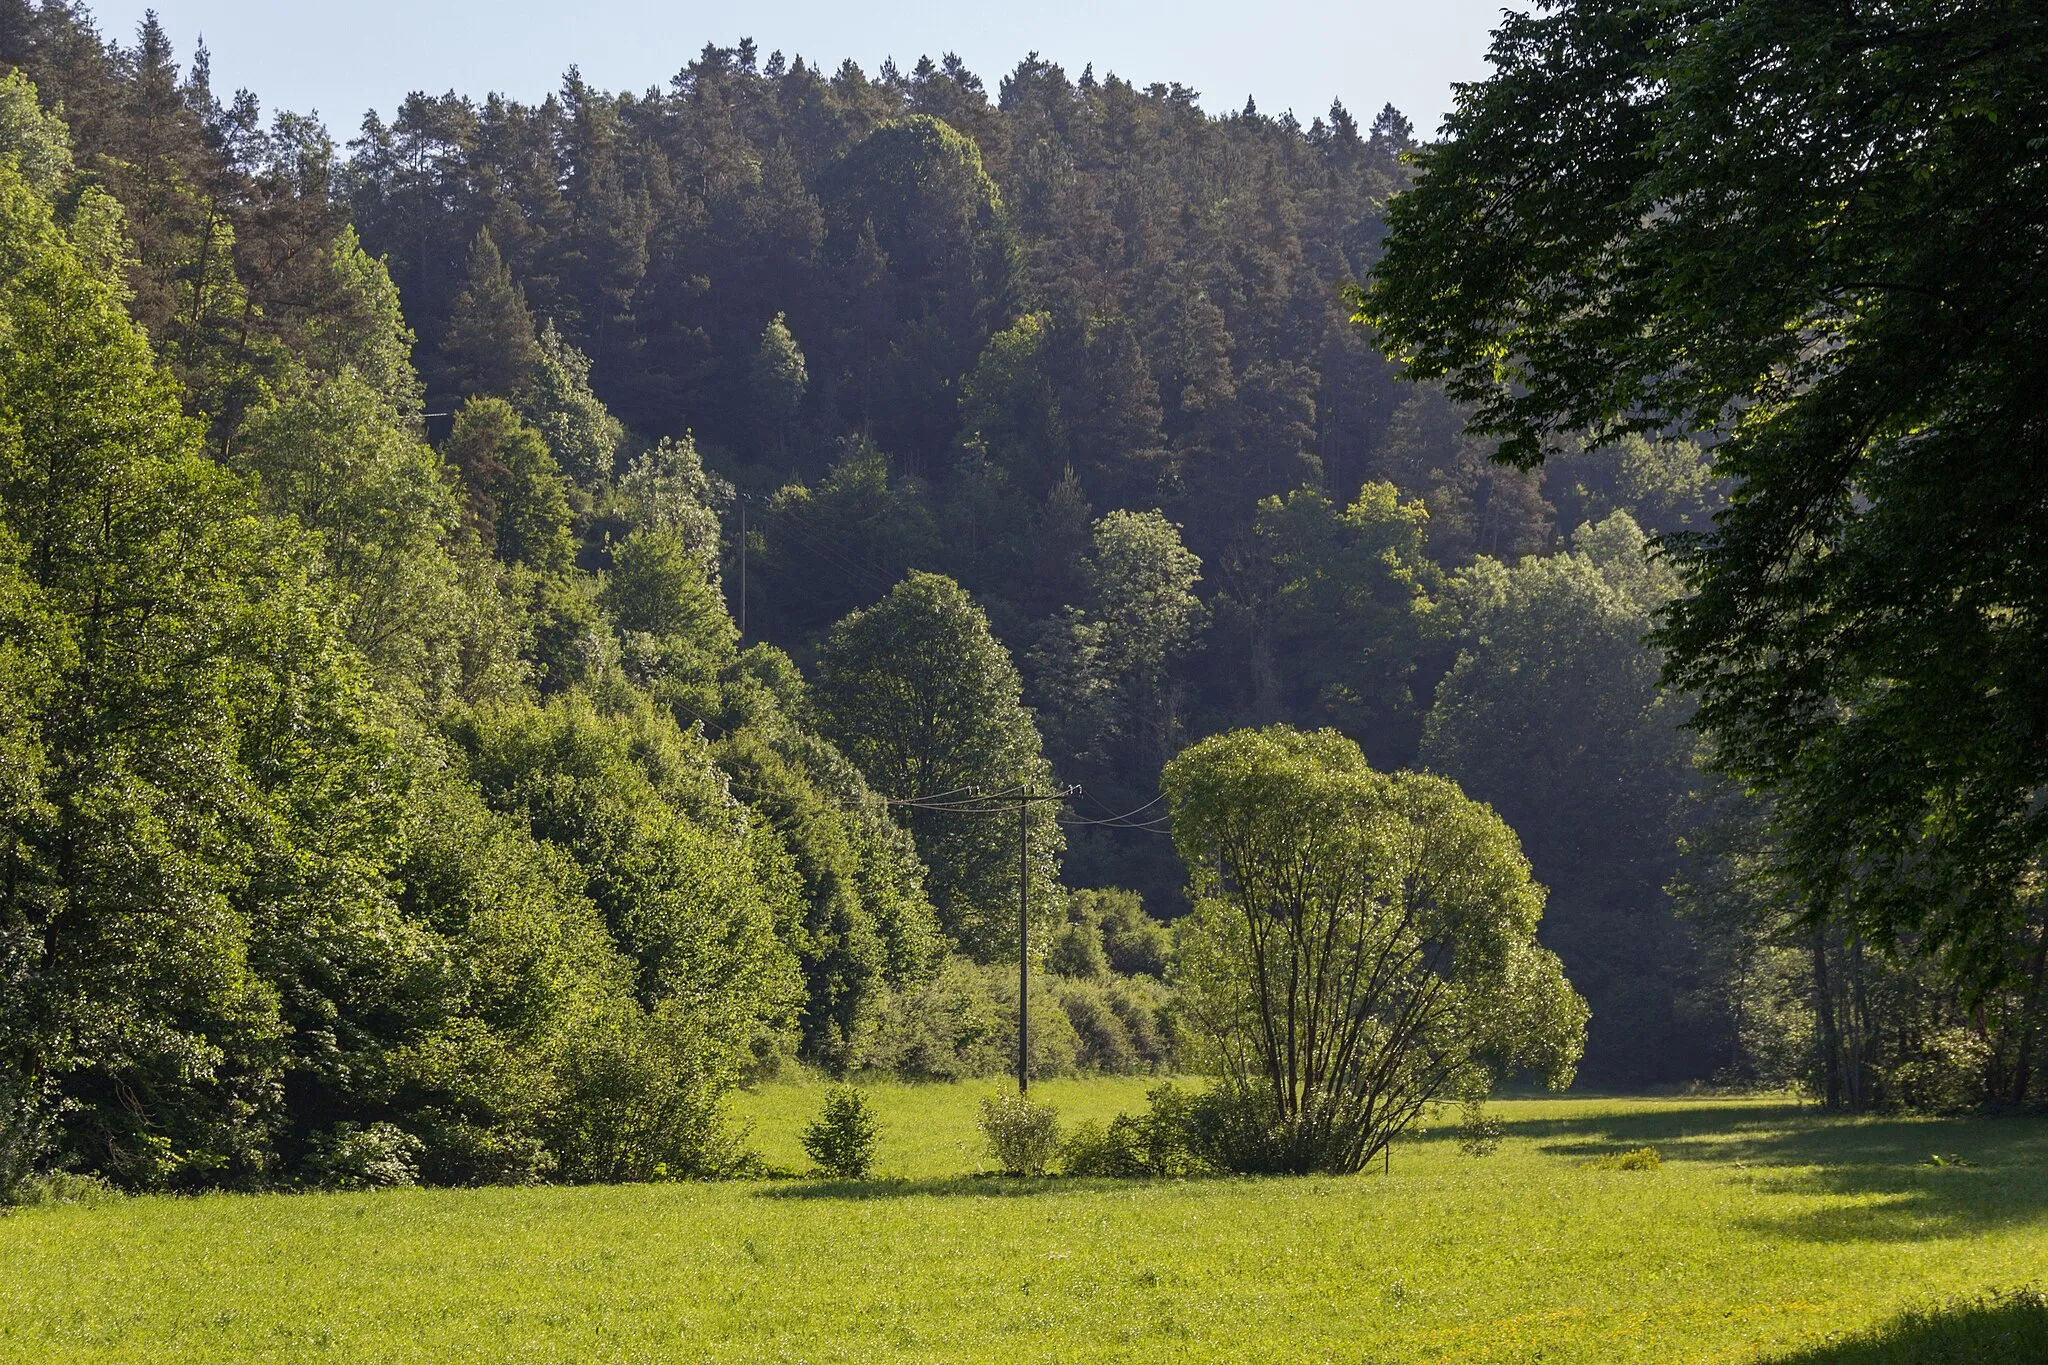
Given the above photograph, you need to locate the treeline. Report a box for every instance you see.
[0,0,2028,1205]
[0,10,1176,1195]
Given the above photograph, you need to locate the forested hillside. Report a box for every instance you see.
[0,1,2025,1195]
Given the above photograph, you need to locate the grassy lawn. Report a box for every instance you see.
[1,1081,2042,1362]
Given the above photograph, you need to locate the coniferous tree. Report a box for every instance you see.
[438,228,543,402]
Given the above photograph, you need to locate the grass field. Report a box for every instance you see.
[1,1080,2043,1362]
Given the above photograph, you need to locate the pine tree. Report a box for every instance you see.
[437,228,543,402]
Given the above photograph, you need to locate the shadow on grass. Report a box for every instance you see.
[753,1175,1137,1201]
[1492,1102,2048,1244]
[1761,1287,2048,1363]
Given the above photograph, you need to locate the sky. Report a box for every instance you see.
[85,0,1518,141]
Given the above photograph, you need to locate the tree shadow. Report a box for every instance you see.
[1761,1287,2048,1363]
[1501,1103,2048,1244]
[752,1174,1186,1201]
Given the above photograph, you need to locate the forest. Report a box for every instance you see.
[0,0,2040,1198]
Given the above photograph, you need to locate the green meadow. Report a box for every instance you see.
[1,1082,2042,1363]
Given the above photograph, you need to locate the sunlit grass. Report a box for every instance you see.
[1,1082,2041,1362]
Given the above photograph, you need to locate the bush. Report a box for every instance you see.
[1588,1145,1662,1171]
[1179,1084,1317,1174]
[802,1085,881,1179]
[1059,1118,1146,1176]
[1047,918,1109,979]
[1052,979,1137,1073]
[1059,1083,1206,1177]
[1103,974,1176,1068]
[1085,888,1173,978]
[302,1123,423,1191]
[544,1007,746,1183]
[865,958,1008,1080]
[978,1094,1062,1175]
[4,1171,119,1208]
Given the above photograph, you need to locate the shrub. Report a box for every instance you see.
[5,1171,119,1208]
[1179,1084,1298,1174]
[1052,979,1137,1073]
[1588,1145,1662,1171]
[864,958,1008,1080]
[302,1123,423,1191]
[544,1007,746,1183]
[1085,888,1173,978]
[1103,974,1176,1069]
[978,1094,1062,1175]
[1047,918,1109,979]
[1059,1084,1206,1178]
[1059,1118,1147,1176]
[802,1086,881,1179]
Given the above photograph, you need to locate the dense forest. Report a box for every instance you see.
[0,0,2034,1192]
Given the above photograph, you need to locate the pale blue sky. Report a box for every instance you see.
[87,0,1518,140]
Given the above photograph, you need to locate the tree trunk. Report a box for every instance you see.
[1812,925,1844,1110]
[2010,918,2048,1106]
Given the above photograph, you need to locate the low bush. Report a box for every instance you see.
[864,958,1009,1081]
[801,1086,880,1179]
[978,1094,1062,1175]
[4,1170,120,1208]
[1060,1083,1207,1177]
[1588,1145,1662,1171]
[303,1123,423,1191]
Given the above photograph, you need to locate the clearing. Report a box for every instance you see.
[1,1081,2042,1362]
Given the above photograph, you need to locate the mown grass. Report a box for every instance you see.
[1,1081,2042,1363]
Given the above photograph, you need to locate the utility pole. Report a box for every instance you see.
[879,783,1076,1096]
[738,501,748,638]
[1018,799,1029,1095]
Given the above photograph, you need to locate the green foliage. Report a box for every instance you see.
[800,1084,880,1179]
[1164,725,1587,1174]
[610,435,725,569]
[1420,513,1700,1086]
[1361,0,2048,1058]
[3,1169,118,1209]
[301,1123,423,1191]
[816,571,1062,959]
[1371,385,1553,566]
[605,528,734,654]
[447,398,578,574]
[1089,888,1172,979]
[1044,509,1206,773]
[1046,917,1108,980]
[526,322,624,486]
[0,70,73,197]
[705,682,943,1072]
[1059,1082,1204,1177]
[1586,1146,1662,1172]
[749,313,808,462]
[864,957,1009,1081]
[438,229,543,402]
[0,157,377,1189]
[230,365,504,708]
[817,116,1015,466]
[1232,481,1446,764]
[976,1093,1061,1176]
[448,691,802,1060]
[1457,1106,1505,1158]
[302,228,425,416]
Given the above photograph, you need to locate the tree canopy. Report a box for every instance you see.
[1164,725,1585,1174]
[1359,0,2048,999]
